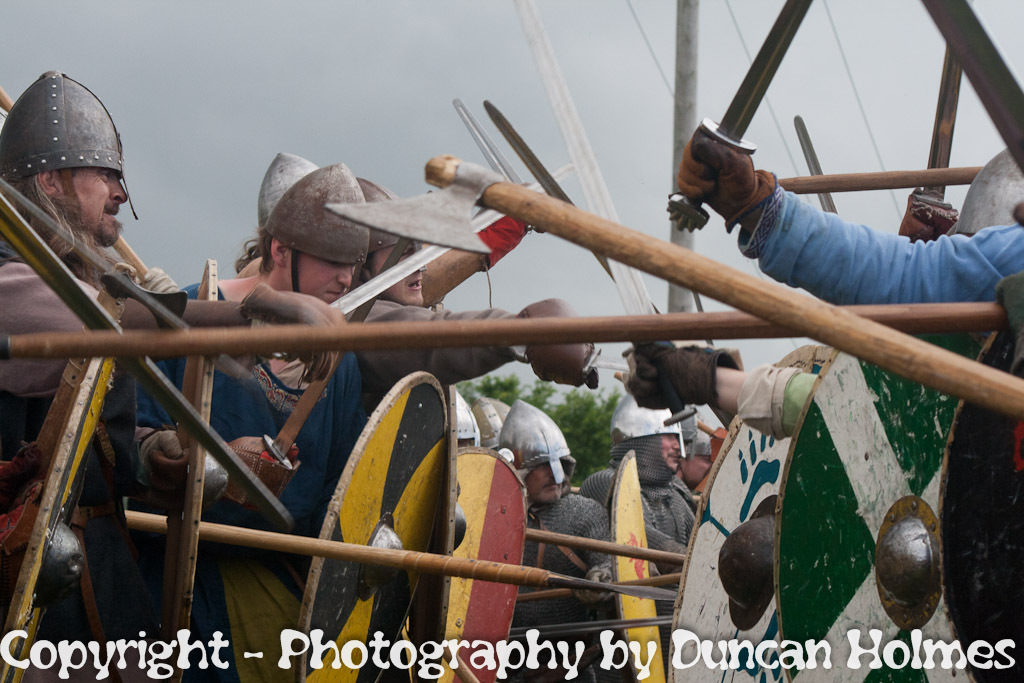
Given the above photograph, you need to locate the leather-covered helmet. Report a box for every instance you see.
[257,153,318,227]
[499,400,574,483]
[264,163,369,265]
[0,72,124,180]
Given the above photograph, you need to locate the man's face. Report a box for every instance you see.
[294,251,357,304]
[660,434,683,475]
[368,242,422,307]
[524,464,562,506]
[68,168,126,247]
[678,448,712,489]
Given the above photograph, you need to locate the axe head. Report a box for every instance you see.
[325,159,505,254]
[325,174,493,254]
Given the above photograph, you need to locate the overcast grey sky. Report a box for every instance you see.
[3,1,1024,410]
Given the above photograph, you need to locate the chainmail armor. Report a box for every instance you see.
[511,493,612,683]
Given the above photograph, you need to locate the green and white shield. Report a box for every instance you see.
[776,334,980,682]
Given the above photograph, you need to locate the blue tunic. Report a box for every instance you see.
[742,190,1024,304]
[134,284,366,681]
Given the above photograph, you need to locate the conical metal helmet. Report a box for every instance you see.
[454,390,481,446]
[357,177,408,255]
[257,153,318,227]
[0,71,124,180]
[472,397,507,449]
[951,148,1024,236]
[610,394,683,446]
[498,400,574,483]
[264,163,369,265]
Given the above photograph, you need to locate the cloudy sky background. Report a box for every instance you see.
[4,1,1024,419]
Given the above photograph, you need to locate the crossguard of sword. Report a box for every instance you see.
[669,118,759,232]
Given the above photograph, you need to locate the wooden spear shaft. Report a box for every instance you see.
[425,155,1024,423]
[124,511,664,597]
[779,166,980,194]
[0,302,1005,360]
[524,528,686,566]
[516,572,682,603]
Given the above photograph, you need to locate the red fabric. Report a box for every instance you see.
[478,216,527,268]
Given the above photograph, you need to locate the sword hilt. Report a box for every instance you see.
[669,118,758,232]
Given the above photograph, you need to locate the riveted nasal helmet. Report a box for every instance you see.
[610,394,683,449]
[257,153,318,227]
[499,400,575,484]
[0,71,125,180]
[264,163,369,267]
[454,390,481,446]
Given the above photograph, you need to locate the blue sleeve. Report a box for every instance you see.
[750,192,1024,304]
[135,283,200,428]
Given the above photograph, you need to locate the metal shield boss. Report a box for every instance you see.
[952,148,1024,236]
[297,372,447,682]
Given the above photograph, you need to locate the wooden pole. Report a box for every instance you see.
[779,166,980,194]
[0,85,13,113]
[524,528,687,566]
[112,237,149,276]
[1,302,1005,360]
[516,572,682,603]
[425,155,1024,423]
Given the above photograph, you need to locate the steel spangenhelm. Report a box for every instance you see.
[264,163,369,265]
[952,147,1024,236]
[257,152,318,227]
[0,71,124,180]
[472,397,506,449]
[454,390,481,446]
[498,399,574,483]
[610,394,683,450]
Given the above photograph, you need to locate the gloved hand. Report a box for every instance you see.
[572,566,614,605]
[139,266,181,294]
[240,283,346,383]
[624,343,739,410]
[516,299,599,389]
[676,130,777,230]
[898,190,958,243]
[139,430,187,508]
[995,271,1024,376]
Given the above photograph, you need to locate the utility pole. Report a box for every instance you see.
[668,0,699,313]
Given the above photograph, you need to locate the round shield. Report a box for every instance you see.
[297,372,448,682]
[439,447,526,683]
[611,451,666,683]
[1,355,114,677]
[670,345,834,683]
[942,331,1024,682]
[776,334,980,680]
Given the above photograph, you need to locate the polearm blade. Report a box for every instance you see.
[921,0,1024,175]
[793,115,838,213]
[924,46,962,198]
[669,0,815,230]
[0,190,293,531]
[453,98,523,183]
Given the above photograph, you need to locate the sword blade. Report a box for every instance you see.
[453,98,523,183]
[923,46,962,197]
[718,0,815,138]
[793,115,838,213]
[921,0,1024,175]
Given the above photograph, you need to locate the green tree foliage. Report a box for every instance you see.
[458,375,621,482]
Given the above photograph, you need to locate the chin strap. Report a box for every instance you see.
[290,248,301,293]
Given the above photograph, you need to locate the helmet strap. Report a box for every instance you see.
[290,248,302,293]
[59,169,76,198]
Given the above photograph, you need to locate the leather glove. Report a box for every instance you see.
[139,430,187,507]
[139,266,181,294]
[516,299,598,389]
[676,130,777,230]
[898,190,958,243]
[240,283,346,383]
[995,271,1024,376]
[624,343,739,410]
[572,566,614,605]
